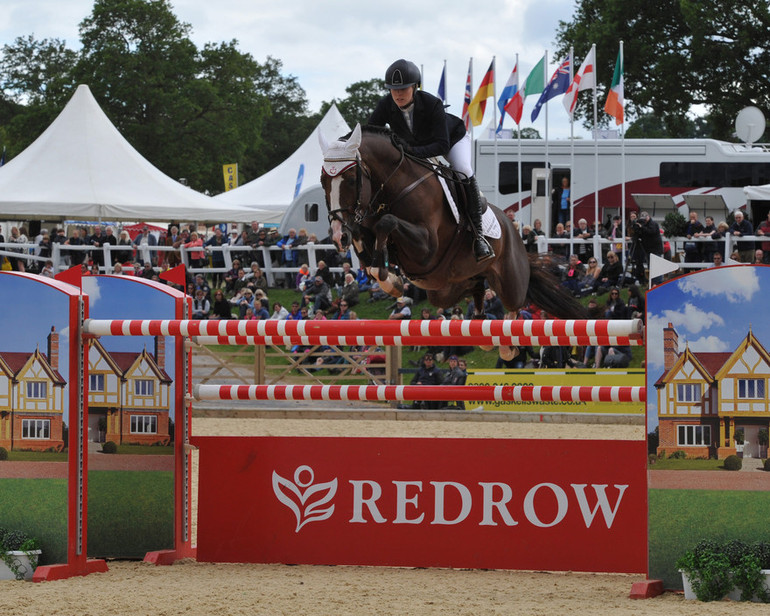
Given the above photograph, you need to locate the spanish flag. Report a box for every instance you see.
[604,47,624,125]
[467,60,495,127]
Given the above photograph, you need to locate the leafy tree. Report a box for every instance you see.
[556,0,770,139]
[321,78,386,127]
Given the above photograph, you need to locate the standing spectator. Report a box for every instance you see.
[755,211,770,263]
[552,176,571,225]
[440,354,468,409]
[730,210,754,263]
[164,225,182,267]
[133,226,158,266]
[408,353,443,410]
[683,211,704,263]
[204,227,227,287]
[695,215,718,263]
[572,218,593,260]
[550,222,570,260]
[276,228,300,285]
[64,227,86,268]
[607,216,624,259]
[634,212,663,283]
[115,230,133,264]
[183,231,206,270]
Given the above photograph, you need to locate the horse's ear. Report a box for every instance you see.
[349,123,362,149]
[318,130,330,154]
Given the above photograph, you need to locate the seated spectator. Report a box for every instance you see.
[550,222,570,259]
[561,254,586,296]
[356,265,373,293]
[580,256,601,293]
[253,298,270,320]
[191,289,210,320]
[604,288,627,319]
[40,260,55,278]
[331,300,353,320]
[284,301,302,320]
[314,260,334,286]
[596,345,632,368]
[303,275,332,312]
[593,251,622,293]
[223,259,242,293]
[270,301,289,320]
[388,296,411,320]
[235,288,255,318]
[483,288,505,320]
[296,264,312,291]
[210,290,232,319]
[337,272,360,308]
[244,265,267,296]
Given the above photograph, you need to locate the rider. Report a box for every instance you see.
[368,59,494,263]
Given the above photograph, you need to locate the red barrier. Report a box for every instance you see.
[85,318,644,346]
[193,384,645,403]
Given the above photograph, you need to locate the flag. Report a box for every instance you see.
[461,59,473,130]
[467,60,494,127]
[496,63,518,133]
[563,47,596,116]
[159,264,187,289]
[605,48,624,125]
[530,55,571,122]
[504,55,545,125]
[437,63,446,103]
[55,264,83,289]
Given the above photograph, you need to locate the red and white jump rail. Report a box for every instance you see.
[192,384,646,404]
[84,318,644,348]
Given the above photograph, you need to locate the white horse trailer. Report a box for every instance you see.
[473,138,770,236]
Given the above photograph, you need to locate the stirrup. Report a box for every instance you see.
[474,237,495,262]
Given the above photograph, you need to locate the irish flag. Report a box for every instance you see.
[604,48,624,125]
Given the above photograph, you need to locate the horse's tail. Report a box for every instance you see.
[526,257,590,319]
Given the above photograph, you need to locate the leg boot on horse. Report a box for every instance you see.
[467,177,495,263]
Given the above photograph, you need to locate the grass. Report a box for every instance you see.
[648,457,728,471]
[0,478,68,565]
[649,489,770,589]
[6,451,68,462]
[87,471,174,559]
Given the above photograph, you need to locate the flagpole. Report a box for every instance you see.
[470,58,474,142]
[619,41,626,275]
[442,59,447,104]
[556,45,575,256]
[593,44,599,263]
[492,56,499,201]
[516,54,522,221]
[540,49,548,230]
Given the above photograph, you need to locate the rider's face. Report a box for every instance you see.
[391,86,415,109]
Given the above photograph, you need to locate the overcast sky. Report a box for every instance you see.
[1,0,597,138]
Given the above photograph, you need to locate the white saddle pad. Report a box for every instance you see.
[437,175,502,240]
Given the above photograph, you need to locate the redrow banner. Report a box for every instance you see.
[193,436,647,574]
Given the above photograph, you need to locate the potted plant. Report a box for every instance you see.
[0,528,41,581]
[677,539,770,602]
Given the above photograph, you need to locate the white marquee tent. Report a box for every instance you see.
[0,84,268,223]
[214,104,350,223]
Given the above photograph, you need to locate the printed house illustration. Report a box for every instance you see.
[655,323,770,459]
[0,327,66,451]
[87,336,172,446]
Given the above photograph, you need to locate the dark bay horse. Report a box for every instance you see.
[319,124,587,344]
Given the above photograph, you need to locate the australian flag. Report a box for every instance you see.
[530,55,571,122]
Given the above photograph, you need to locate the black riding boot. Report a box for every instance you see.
[467,177,495,262]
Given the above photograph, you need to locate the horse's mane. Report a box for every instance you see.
[339,125,394,142]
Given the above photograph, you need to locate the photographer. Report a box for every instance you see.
[631,211,663,284]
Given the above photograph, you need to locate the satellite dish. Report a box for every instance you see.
[735,106,766,144]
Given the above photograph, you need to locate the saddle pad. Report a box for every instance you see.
[437,175,502,240]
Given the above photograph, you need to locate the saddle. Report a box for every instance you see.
[427,159,488,221]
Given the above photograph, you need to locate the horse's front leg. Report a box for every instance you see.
[366,214,404,298]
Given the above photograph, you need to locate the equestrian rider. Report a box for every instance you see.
[368,59,494,263]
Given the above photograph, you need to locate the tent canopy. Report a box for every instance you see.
[0,85,268,223]
[215,104,350,223]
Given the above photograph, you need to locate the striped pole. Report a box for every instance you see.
[193,384,645,403]
[85,318,644,347]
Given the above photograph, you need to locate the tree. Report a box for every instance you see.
[321,78,386,127]
[555,0,770,139]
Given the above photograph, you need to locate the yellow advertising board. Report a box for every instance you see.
[222,163,238,192]
[465,369,644,415]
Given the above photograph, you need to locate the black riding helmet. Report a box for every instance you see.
[385,59,421,90]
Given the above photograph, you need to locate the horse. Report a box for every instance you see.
[319,124,587,359]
